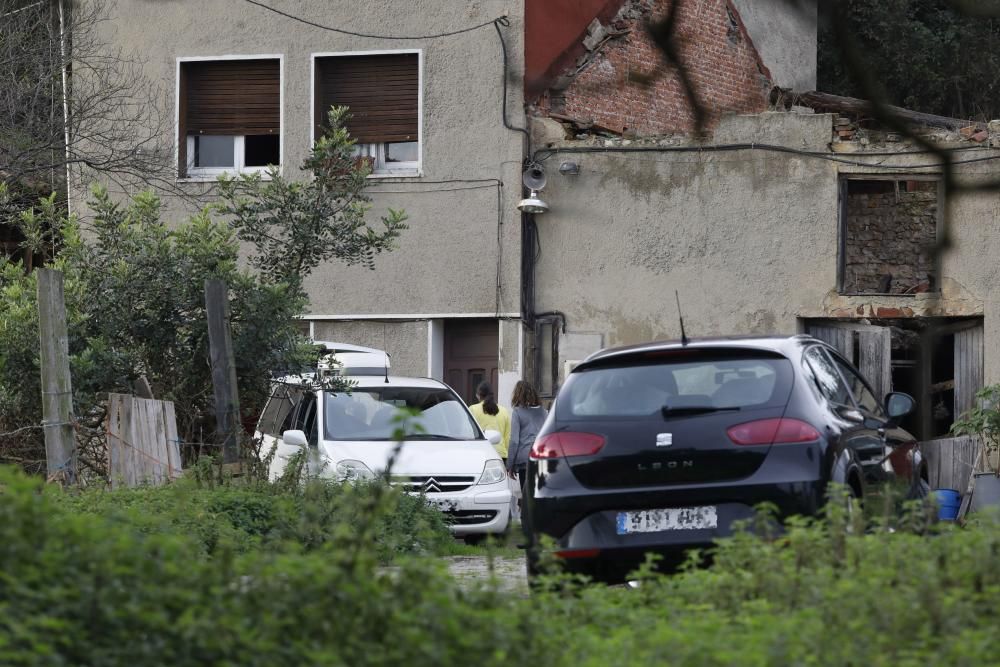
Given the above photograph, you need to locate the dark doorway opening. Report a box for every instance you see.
[443,319,499,405]
[805,317,982,441]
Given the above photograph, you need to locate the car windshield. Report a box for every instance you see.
[323,386,482,441]
[558,352,794,419]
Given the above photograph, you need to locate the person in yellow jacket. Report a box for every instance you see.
[468,381,511,461]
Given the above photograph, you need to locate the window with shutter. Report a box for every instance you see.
[178,58,281,178]
[314,51,420,175]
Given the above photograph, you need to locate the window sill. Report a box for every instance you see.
[366,170,423,180]
[177,170,279,183]
[838,292,920,298]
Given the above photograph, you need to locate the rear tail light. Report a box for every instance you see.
[555,548,601,559]
[530,432,606,459]
[727,418,820,446]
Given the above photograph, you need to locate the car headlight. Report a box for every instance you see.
[478,459,506,486]
[336,459,375,482]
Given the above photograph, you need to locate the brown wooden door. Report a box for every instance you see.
[444,319,499,405]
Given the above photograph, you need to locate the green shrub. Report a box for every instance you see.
[0,466,538,666]
[55,474,453,562]
[8,464,1000,666]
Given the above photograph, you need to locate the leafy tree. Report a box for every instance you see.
[818,0,1000,120]
[0,108,407,477]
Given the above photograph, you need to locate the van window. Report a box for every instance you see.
[258,384,302,437]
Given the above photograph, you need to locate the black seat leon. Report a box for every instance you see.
[522,335,925,583]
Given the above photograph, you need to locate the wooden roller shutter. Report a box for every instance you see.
[315,53,418,143]
[183,59,280,136]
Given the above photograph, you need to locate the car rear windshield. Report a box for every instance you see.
[557,351,794,419]
[324,387,482,441]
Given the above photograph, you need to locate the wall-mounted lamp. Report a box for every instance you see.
[558,161,580,176]
[517,164,549,214]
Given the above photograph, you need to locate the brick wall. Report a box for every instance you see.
[843,183,938,295]
[533,0,772,136]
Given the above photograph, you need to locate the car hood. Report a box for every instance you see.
[318,439,498,475]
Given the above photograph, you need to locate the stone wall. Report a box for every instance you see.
[843,182,937,295]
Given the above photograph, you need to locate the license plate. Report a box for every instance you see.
[427,498,458,512]
[616,506,718,535]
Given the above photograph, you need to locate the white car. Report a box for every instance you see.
[255,358,511,538]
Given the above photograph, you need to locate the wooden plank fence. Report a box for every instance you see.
[921,435,980,492]
[107,393,182,489]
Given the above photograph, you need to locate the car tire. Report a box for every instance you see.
[908,476,930,501]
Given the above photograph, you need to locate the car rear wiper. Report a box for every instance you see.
[661,405,741,418]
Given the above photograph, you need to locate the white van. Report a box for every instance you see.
[255,346,511,538]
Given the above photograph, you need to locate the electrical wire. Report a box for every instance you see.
[495,181,503,318]
[493,18,531,147]
[241,0,503,40]
[364,183,498,194]
[368,178,501,185]
[533,143,1000,170]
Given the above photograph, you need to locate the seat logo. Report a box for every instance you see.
[656,433,673,447]
[422,478,442,493]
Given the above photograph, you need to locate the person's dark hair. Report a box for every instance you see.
[476,381,499,416]
[511,380,541,408]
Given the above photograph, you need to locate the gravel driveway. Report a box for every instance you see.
[444,554,527,592]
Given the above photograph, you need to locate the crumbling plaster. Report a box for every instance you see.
[532,110,1000,383]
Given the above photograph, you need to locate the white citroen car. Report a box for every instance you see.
[255,346,511,538]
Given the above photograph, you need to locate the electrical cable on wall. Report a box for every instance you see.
[533,143,1000,170]
[241,0,504,39]
[492,17,531,150]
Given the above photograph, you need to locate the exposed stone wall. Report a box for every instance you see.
[843,184,937,295]
[533,0,772,136]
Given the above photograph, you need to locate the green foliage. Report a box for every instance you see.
[0,110,404,471]
[818,0,1000,120]
[55,473,453,562]
[6,466,1000,665]
[951,383,1000,471]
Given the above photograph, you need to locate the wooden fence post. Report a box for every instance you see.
[205,279,240,464]
[37,268,75,483]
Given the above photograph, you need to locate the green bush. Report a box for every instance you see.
[55,474,453,562]
[7,465,1000,666]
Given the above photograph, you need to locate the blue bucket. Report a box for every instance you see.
[932,489,961,521]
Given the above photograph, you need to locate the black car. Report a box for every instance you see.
[522,335,927,583]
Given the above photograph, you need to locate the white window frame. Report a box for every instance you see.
[353,141,421,175]
[185,135,280,178]
[175,54,284,182]
[310,49,423,179]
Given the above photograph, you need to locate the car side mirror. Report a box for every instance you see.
[885,392,915,425]
[282,429,308,448]
[484,429,502,446]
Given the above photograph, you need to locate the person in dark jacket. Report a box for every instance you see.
[507,381,547,519]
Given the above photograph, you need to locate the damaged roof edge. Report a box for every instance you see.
[789,90,988,132]
[527,0,773,104]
